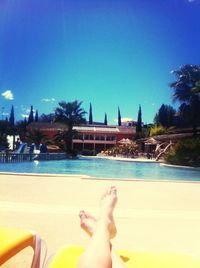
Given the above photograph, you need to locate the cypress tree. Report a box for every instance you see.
[89,103,93,124]
[118,107,121,126]
[35,110,39,122]
[104,113,108,125]
[24,117,27,125]
[9,105,15,126]
[157,104,175,127]
[28,105,34,124]
[136,105,142,133]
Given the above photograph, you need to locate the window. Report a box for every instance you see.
[106,136,116,141]
[95,135,105,140]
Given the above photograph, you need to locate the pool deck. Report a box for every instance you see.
[1,173,200,267]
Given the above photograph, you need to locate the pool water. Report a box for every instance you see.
[0,157,200,181]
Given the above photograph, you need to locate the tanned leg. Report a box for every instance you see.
[78,187,126,268]
[77,186,117,268]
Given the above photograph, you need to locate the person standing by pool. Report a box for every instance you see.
[39,143,47,153]
[29,143,35,154]
[78,186,126,268]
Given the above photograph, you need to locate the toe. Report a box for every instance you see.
[110,186,117,195]
[79,210,86,219]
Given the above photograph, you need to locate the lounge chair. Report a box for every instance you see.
[45,246,200,268]
[0,227,47,268]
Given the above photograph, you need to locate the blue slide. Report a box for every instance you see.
[15,143,27,154]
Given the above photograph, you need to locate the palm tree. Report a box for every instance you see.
[54,100,86,154]
[54,130,76,152]
[26,129,47,149]
[0,120,9,150]
[16,119,27,142]
[192,80,200,94]
[170,64,200,136]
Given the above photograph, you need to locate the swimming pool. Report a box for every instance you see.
[0,157,200,181]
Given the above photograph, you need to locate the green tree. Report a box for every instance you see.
[150,125,168,136]
[104,113,108,125]
[192,80,200,94]
[54,100,86,154]
[118,107,121,126]
[153,113,159,125]
[0,120,9,150]
[155,104,176,127]
[35,110,39,122]
[28,105,34,124]
[170,64,200,136]
[177,103,192,127]
[165,138,200,167]
[16,119,27,142]
[89,103,93,124]
[39,113,55,122]
[26,129,47,149]
[136,105,142,133]
[54,130,76,152]
[9,105,15,126]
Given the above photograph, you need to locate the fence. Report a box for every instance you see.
[0,152,68,163]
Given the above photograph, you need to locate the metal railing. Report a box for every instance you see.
[0,152,67,163]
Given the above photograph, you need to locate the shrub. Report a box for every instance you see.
[149,125,168,137]
[107,142,139,157]
[165,138,200,167]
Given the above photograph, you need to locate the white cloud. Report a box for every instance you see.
[21,114,29,119]
[20,105,26,112]
[24,107,35,113]
[41,98,55,103]
[20,106,36,119]
[187,0,198,3]
[121,117,134,122]
[114,117,134,123]
[1,90,14,100]
[2,112,9,116]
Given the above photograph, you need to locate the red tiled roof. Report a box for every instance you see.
[27,122,136,134]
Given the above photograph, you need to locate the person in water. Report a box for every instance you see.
[77,186,126,268]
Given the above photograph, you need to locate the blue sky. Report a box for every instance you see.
[0,0,200,124]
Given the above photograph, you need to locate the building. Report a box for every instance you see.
[27,122,136,154]
[73,124,136,154]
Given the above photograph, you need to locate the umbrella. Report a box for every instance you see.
[144,137,158,145]
[118,138,132,145]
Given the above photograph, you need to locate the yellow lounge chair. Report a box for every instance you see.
[46,246,200,268]
[0,227,46,268]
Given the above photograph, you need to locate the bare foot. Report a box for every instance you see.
[79,210,96,237]
[99,186,118,238]
[100,186,117,216]
[79,210,117,239]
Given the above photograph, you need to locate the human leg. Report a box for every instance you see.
[78,187,126,268]
[79,211,126,268]
[77,186,118,268]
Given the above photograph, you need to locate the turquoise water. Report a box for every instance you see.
[0,157,200,181]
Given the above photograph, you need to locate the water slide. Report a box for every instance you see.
[15,143,27,154]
